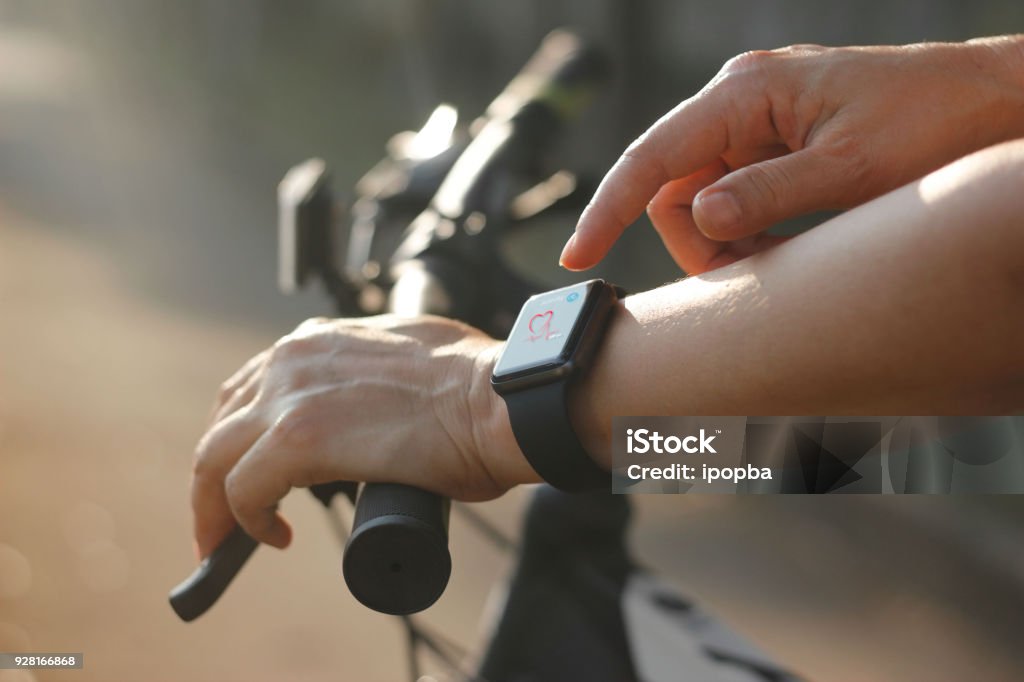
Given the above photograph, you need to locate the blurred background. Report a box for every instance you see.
[2,1,1024,680]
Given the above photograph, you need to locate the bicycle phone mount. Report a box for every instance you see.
[169,30,609,620]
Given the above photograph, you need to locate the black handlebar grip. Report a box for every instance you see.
[343,483,451,615]
[168,526,259,622]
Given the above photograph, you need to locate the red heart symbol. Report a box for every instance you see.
[528,310,554,335]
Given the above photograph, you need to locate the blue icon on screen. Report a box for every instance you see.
[566,292,580,302]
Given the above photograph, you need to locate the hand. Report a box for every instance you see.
[560,36,1024,274]
[190,315,529,559]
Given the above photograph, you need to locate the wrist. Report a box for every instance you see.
[467,342,541,487]
[566,300,626,471]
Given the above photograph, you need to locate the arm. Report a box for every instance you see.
[191,109,1024,560]
[560,36,1024,274]
[565,141,1024,465]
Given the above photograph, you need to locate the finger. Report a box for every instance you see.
[222,419,316,549]
[650,183,788,274]
[693,146,855,240]
[646,162,730,273]
[209,371,261,429]
[208,351,268,425]
[191,405,265,559]
[560,94,730,271]
[647,145,795,272]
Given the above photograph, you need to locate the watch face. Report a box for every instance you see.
[493,280,597,380]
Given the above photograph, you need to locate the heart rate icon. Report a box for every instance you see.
[528,310,554,339]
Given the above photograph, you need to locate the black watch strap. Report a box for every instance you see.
[503,378,610,492]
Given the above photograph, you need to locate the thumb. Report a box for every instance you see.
[692,147,856,240]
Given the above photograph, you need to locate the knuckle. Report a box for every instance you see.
[223,470,253,518]
[192,448,215,479]
[822,136,873,197]
[271,334,315,360]
[742,161,792,209]
[223,469,242,503]
[615,137,672,221]
[267,408,319,451]
[619,135,659,181]
[620,115,673,166]
[267,340,286,362]
[621,132,651,161]
[192,434,223,476]
[710,51,778,110]
[721,49,774,78]
[296,316,329,332]
[216,380,235,405]
[645,195,676,228]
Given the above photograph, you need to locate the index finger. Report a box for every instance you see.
[191,406,264,559]
[559,93,728,271]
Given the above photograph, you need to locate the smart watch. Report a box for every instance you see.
[490,279,625,492]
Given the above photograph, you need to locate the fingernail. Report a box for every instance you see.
[695,191,741,235]
[558,233,577,268]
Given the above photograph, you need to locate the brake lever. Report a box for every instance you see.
[168,482,358,621]
[169,526,258,622]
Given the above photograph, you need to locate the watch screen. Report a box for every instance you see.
[493,280,595,378]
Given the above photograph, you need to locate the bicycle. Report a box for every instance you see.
[169,30,806,682]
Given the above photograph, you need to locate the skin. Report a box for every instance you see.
[192,37,1024,560]
[561,36,1024,273]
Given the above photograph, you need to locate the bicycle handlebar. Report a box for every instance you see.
[169,29,608,621]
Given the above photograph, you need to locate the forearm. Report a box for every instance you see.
[569,141,1024,467]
